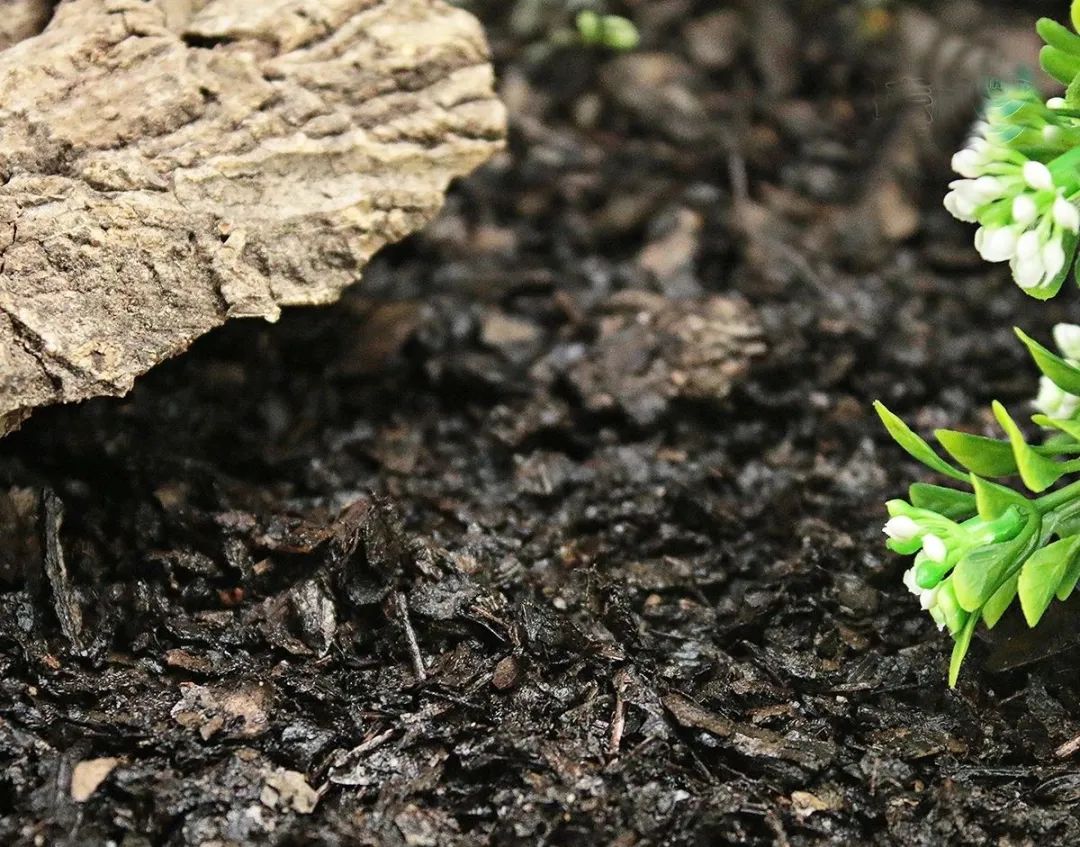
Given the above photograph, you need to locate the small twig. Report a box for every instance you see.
[354,727,396,756]
[394,591,426,682]
[1055,733,1080,759]
[43,490,83,650]
[609,668,630,755]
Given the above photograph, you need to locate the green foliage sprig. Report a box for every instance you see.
[877,325,1080,685]
[882,3,1080,686]
[575,10,639,51]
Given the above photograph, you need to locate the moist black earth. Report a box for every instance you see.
[3,1,1080,844]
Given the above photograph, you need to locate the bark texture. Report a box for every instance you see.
[0,0,505,434]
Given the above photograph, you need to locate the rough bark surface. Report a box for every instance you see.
[0,0,505,435]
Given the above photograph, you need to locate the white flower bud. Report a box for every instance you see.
[951,148,982,178]
[977,226,1017,262]
[1048,97,1067,109]
[929,605,947,631]
[1053,195,1080,233]
[1034,376,1080,419]
[971,176,1003,202]
[1012,194,1038,226]
[1017,229,1042,261]
[903,568,921,596]
[1054,323,1080,360]
[944,191,977,222]
[1043,238,1067,279]
[1014,252,1047,288]
[920,585,940,611]
[1023,160,1055,191]
[884,516,921,541]
[922,533,947,563]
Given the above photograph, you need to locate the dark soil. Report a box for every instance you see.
[3,1,1080,844]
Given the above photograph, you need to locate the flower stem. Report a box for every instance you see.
[1036,476,1080,512]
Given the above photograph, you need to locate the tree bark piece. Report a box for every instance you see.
[0,0,505,435]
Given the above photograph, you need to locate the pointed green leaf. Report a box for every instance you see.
[873,401,968,482]
[1018,535,1080,626]
[1073,0,1080,37]
[982,573,1019,629]
[952,515,1040,612]
[1015,327,1080,394]
[1032,414,1080,442]
[935,430,1018,476]
[1057,551,1080,601]
[1041,45,1080,85]
[971,475,1029,521]
[953,545,1019,613]
[1068,71,1080,108]
[992,401,1066,492]
[1038,18,1080,55]
[908,483,977,520]
[948,614,979,688]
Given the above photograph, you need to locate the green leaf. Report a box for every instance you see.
[948,614,979,688]
[992,401,1067,492]
[1068,70,1080,108]
[1041,45,1080,85]
[1040,431,1080,454]
[971,475,1029,521]
[1038,18,1080,55]
[1018,535,1080,626]
[1057,551,1080,601]
[576,12,639,51]
[1073,0,1080,36]
[1015,327,1080,394]
[873,401,967,482]
[909,483,977,520]
[952,515,1039,612]
[982,573,1019,629]
[1033,414,1080,442]
[935,430,1017,476]
[953,545,1020,612]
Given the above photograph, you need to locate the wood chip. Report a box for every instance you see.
[71,757,120,803]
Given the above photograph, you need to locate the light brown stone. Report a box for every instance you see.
[0,0,505,434]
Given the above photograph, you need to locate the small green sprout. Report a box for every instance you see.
[575,10,639,52]
[877,324,1080,685]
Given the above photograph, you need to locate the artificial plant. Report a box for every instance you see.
[878,4,1080,684]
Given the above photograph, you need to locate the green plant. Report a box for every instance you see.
[877,325,1080,685]
[575,10,639,51]
[879,5,1080,685]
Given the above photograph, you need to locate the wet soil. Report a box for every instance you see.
[3,1,1080,844]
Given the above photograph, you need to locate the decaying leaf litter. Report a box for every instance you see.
[4,0,1080,844]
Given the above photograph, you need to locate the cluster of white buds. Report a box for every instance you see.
[883,502,1026,634]
[947,154,1080,290]
[945,105,1080,292]
[882,510,967,632]
[1034,323,1080,419]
